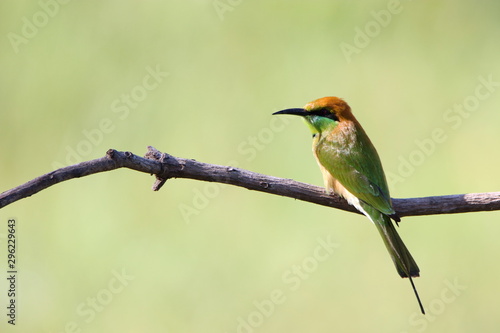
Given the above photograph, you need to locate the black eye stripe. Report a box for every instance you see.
[311,108,339,121]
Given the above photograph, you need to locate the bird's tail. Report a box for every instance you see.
[373,213,419,278]
[362,203,425,314]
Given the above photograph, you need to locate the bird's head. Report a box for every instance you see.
[273,97,356,135]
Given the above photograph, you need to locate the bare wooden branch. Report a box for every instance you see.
[1,147,499,218]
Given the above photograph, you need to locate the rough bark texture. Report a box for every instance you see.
[1,147,499,219]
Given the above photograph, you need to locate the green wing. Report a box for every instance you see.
[316,125,395,216]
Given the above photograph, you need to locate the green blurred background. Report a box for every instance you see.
[1,1,500,332]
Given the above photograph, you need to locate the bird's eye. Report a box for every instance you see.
[312,108,338,121]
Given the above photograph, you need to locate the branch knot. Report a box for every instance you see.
[1,146,499,218]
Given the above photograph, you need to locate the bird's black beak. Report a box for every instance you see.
[272,108,308,116]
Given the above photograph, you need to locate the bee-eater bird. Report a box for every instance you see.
[273,96,425,314]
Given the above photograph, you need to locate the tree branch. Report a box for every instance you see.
[1,146,500,218]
